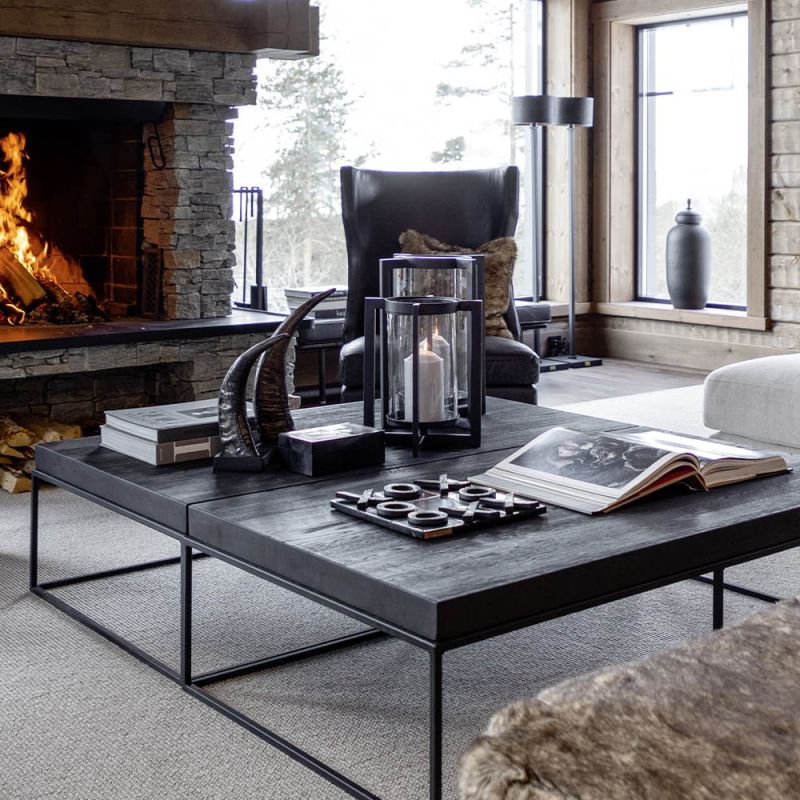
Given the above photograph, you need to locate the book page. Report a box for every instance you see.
[616,429,775,464]
[492,427,682,499]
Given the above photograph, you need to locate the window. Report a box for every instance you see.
[637,14,748,309]
[232,0,544,311]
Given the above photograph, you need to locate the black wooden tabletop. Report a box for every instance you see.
[36,398,800,646]
[35,398,630,533]
[189,444,800,643]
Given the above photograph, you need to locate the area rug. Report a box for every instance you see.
[1,386,796,800]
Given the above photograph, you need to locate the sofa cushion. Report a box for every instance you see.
[703,354,800,448]
[484,335,539,386]
[399,229,517,340]
[460,597,800,800]
[341,335,539,390]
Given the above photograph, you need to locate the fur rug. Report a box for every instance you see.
[459,597,800,800]
[399,229,516,339]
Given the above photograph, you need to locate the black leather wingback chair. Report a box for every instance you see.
[339,166,540,404]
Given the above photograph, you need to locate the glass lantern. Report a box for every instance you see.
[381,255,485,410]
[363,296,482,454]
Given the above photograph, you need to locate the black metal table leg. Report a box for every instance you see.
[318,347,328,405]
[693,574,780,604]
[429,648,443,800]
[181,543,193,685]
[712,568,724,630]
[29,474,39,590]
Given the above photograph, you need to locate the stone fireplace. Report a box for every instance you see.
[0,30,289,425]
[0,36,257,323]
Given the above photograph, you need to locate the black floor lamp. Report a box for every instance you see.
[513,94,602,369]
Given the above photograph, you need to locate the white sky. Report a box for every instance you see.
[234,0,541,186]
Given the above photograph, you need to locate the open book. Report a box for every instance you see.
[470,427,789,515]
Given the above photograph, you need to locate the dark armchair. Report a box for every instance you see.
[339,166,542,405]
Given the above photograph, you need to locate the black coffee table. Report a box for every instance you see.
[30,399,800,800]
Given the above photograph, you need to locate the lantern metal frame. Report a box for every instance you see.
[363,296,483,455]
[380,254,484,302]
[380,254,486,411]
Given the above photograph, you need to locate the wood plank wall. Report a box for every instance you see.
[582,0,800,369]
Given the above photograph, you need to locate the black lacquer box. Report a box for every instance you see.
[279,423,385,476]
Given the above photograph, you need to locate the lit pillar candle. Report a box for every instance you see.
[430,330,453,404]
[404,343,445,423]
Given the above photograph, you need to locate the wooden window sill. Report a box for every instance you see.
[593,301,770,331]
[541,301,592,318]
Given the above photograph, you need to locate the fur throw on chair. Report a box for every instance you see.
[399,229,516,339]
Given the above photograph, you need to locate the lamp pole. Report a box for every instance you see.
[512,94,602,368]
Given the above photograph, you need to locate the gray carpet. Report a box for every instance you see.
[2,390,797,799]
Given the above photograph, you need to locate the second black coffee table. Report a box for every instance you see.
[31,399,800,800]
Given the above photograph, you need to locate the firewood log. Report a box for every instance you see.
[0,416,34,448]
[17,417,81,443]
[0,443,26,459]
[0,466,31,494]
[0,249,46,307]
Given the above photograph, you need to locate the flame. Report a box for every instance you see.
[0,132,43,274]
[0,131,102,326]
[0,281,25,324]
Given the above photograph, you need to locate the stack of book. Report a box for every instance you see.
[101,399,254,466]
[284,286,347,319]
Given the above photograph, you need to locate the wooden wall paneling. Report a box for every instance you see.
[771,254,800,286]
[773,153,800,185]
[608,21,636,302]
[772,53,800,86]
[599,327,792,368]
[748,0,769,319]
[770,287,800,320]
[773,0,800,20]
[546,0,572,302]
[592,17,612,303]
[545,0,592,304]
[0,0,319,56]
[772,120,800,152]
[772,88,800,121]
[772,187,800,219]
[772,19,800,52]
[772,221,800,252]
[574,0,593,304]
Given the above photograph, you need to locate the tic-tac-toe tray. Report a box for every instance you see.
[330,474,546,540]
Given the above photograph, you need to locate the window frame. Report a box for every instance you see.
[233,0,549,310]
[634,11,749,311]
[591,0,768,330]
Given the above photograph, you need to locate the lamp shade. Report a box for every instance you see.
[513,95,594,128]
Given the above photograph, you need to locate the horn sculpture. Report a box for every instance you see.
[253,288,337,448]
[215,331,289,471]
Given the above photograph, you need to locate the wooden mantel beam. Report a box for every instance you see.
[0,0,319,57]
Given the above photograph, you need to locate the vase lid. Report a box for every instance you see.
[675,199,702,225]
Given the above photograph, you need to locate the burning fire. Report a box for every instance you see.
[0,132,40,272]
[0,131,104,326]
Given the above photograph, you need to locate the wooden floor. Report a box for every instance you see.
[536,358,706,408]
[302,358,706,409]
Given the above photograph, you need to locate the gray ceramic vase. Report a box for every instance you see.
[665,199,711,310]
